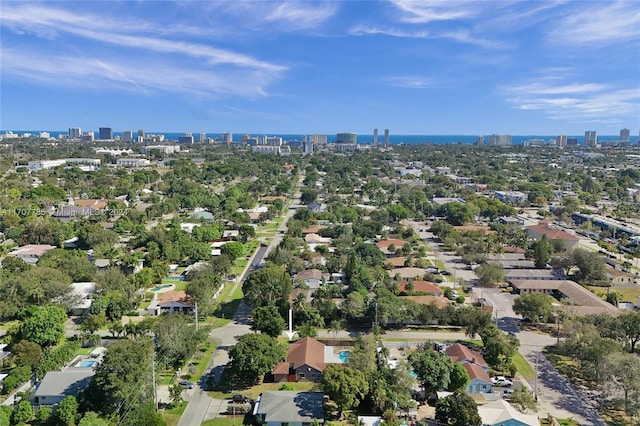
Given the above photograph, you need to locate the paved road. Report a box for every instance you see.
[405,219,607,425]
[178,174,303,426]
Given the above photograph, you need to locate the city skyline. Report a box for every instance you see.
[1,1,639,135]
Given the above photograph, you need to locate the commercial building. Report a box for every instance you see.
[178,132,194,144]
[585,130,597,147]
[567,137,578,146]
[488,134,512,146]
[476,135,485,145]
[28,158,101,172]
[373,128,378,146]
[221,132,233,144]
[384,129,389,146]
[620,128,630,144]
[311,134,327,145]
[69,127,82,139]
[122,131,133,142]
[116,158,150,167]
[336,132,357,144]
[556,135,567,147]
[302,139,314,155]
[98,127,113,140]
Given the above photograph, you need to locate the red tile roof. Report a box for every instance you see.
[376,239,405,249]
[445,343,488,369]
[528,222,579,241]
[462,362,492,383]
[398,280,442,295]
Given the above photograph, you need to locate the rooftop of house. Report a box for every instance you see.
[254,391,324,424]
[528,221,579,241]
[72,199,109,210]
[478,399,539,426]
[387,267,428,279]
[273,337,327,375]
[400,295,452,309]
[295,269,325,282]
[8,244,57,257]
[445,343,488,369]
[397,280,442,294]
[34,370,94,399]
[462,362,492,383]
[376,238,405,249]
[158,290,192,306]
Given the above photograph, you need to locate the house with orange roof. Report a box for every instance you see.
[397,280,442,296]
[445,343,492,393]
[527,221,580,249]
[461,362,493,394]
[376,239,405,257]
[400,295,452,309]
[146,290,193,315]
[273,337,342,382]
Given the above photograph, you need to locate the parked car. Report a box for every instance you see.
[179,381,195,389]
[491,376,513,387]
[232,394,248,404]
[502,388,515,399]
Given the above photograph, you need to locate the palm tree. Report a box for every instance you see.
[330,319,343,339]
[292,292,307,314]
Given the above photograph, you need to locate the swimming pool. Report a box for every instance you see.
[77,360,96,368]
[150,284,173,291]
[338,351,350,363]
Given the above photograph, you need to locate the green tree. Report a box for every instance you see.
[78,412,109,426]
[408,348,454,394]
[602,351,640,416]
[169,383,183,405]
[509,387,538,413]
[220,241,244,260]
[456,306,492,338]
[57,395,79,426]
[513,293,555,323]
[251,306,285,338]
[475,263,505,288]
[11,339,42,369]
[228,333,286,383]
[35,406,52,424]
[242,263,293,313]
[571,248,606,284]
[83,338,155,419]
[480,324,518,369]
[20,305,67,347]
[435,392,482,426]
[526,234,554,268]
[12,399,34,424]
[154,314,204,368]
[439,202,474,226]
[617,311,640,353]
[448,362,470,392]
[322,364,369,419]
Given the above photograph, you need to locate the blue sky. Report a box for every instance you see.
[1,1,639,135]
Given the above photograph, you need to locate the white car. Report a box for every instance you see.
[491,376,513,387]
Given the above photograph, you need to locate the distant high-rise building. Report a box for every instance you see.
[567,137,578,146]
[82,131,94,142]
[556,135,567,147]
[488,134,512,146]
[122,131,133,142]
[311,134,327,145]
[137,129,145,140]
[178,132,194,144]
[303,139,314,156]
[384,129,389,146]
[69,127,82,139]
[199,132,207,143]
[476,135,485,145]
[302,135,307,142]
[620,128,630,143]
[221,133,233,144]
[98,127,113,140]
[585,130,597,147]
[265,136,282,146]
[373,129,378,146]
[336,132,357,144]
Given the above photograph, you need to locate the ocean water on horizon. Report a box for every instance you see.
[3,130,638,145]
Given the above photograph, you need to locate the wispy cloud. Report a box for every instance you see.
[0,3,286,98]
[547,1,640,46]
[385,76,435,89]
[390,0,478,23]
[349,25,430,38]
[502,74,640,123]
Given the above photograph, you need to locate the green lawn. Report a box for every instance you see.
[201,417,250,426]
[588,285,640,303]
[512,351,536,380]
[162,401,188,426]
[185,339,217,382]
[208,380,318,401]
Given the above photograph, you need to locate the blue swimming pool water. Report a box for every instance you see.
[151,284,173,291]
[339,351,350,363]
[77,360,96,368]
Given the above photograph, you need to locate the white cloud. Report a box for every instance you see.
[385,76,435,89]
[502,75,640,123]
[264,2,338,29]
[349,25,430,38]
[0,3,286,98]
[548,1,640,46]
[390,0,478,23]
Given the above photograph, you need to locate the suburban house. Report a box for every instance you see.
[462,362,493,394]
[510,280,620,316]
[388,267,428,280]
[253,391,324,426]
[7,244,56,265]
[146,290,194,316]
[376,239,405,257]
[605,267,636,286]
[294,269,327,289]
[273,337,342,383]
[397,280,442,296]
[445,343,489,371]
[400,295,452,310]
[478,399,540,426]
[527,222,580,249]
[69,282,96,315]
[33,370,94,407]
[445,343,492,394]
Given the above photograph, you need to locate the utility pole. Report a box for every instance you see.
[195,301,199,332]
[152,350,158,411]
[534,351,539,401]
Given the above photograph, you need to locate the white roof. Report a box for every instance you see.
[478,399,539,426]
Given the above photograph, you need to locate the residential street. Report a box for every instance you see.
[177,174,303,426]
